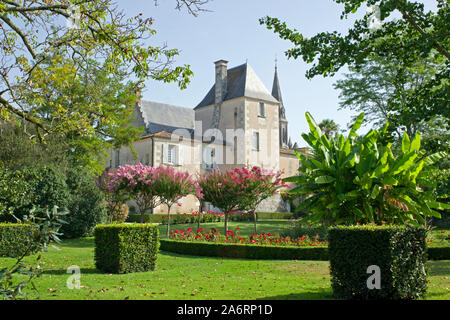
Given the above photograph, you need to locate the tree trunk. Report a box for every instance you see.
[253,210,257,234]
[224,212,229,233]
[166,204,172,237]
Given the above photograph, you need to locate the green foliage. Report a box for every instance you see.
[0,165,69,223]
[282,222,329,240]
[0,122,70,172]
[285,112,449,226]
[0,167,32,218]
[328,225,428,299]
[0,164,107,238]
[61,167,108,238]
[0,1,199,148]
[0,224,34,258]
[260,0,449,138]
[1,206,67,300]
[94,223,159,274]
[318,119,340,138]
[334,54,447,136]
[260,0,449,76]
[160,239,329,260]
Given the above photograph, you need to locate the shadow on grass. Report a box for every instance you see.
[158,250,253,262]
[60,237,94,248]
[41,267,102,275]
[257,290,334,300]
[427,260,450,276]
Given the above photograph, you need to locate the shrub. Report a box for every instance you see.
[0,166,69,223]
[328,225,428,300]
[61,167,107,238]
[94,223,159,274]
[0,223,34,257]
[282,221,329,240]
[285,112,449,226]
[0,167,32,220]
[159,239,329,260]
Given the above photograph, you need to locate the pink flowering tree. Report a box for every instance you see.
[151,166,203,236]
[239,166,288,233]
[106,163,160,223]
[198,169,242,233]
[198,166,285,233]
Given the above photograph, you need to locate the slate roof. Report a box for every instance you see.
[195,63,279,109]
[138,100,195,133]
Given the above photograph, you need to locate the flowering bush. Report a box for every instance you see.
[169,227,327,247]
[105,164,160,223]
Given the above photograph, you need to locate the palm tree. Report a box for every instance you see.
[318,119,339,138]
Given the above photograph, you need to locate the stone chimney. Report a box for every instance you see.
[135,88,142,106]
[214,60,228,104]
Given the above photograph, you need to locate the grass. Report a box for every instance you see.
[1,236,449,300]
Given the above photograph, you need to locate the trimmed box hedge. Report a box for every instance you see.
[0,223,34,257]
[159,239,329,260]
[328,225,428,300]
[427,246,450,260]
[94,223,159,274]
[126,214,165,223]
[256,212,293,220]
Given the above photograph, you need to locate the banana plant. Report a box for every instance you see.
[284,112,449,226]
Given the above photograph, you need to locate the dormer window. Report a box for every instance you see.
[258,102,265,117]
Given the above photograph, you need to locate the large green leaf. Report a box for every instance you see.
[401,133,411,154]
[382,176,398,186]
[315,176,335,184]
[390,152,417,175]
[305,112,322,139]
[348,113,364,137]
[410,133,421,152]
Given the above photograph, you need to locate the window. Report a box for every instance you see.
[162,144,179,165]
[258,102,265,117]
[203,147,215,169]
[252,132,260,151]
[167,145,177,165]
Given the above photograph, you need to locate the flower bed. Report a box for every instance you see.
[160,227,450,261]
[169,227,327,247]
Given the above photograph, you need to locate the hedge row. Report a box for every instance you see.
[328,225,428,300]
[159,239,329,260]
[256,212,293,220]
[126,211,293,224]
[159,239,450,261]
[94,223,159,274]
[0,223,35,257]
[428,246,450,260]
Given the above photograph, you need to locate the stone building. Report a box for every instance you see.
[105,60,305,214]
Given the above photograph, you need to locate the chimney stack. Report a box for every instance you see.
[214,60,228,104]
[135,88,142,106]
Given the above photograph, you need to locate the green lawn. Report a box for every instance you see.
[1,236,449,300]
[158,220,294,237]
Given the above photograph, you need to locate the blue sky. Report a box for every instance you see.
[119,0,435,147]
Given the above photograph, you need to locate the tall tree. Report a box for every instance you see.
[260,0,449,125]
[334,54,444,138]
[0,0,210,171]
[319,119,340,138]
